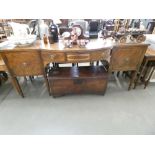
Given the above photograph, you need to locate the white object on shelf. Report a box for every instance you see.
[6,22,37,46]
[8,22,30,37]
[7,34,37,45]
[0,40,16,49]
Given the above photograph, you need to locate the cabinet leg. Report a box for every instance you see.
[11,77,24,98]
[134,60,148,89]
[44,75,51,96]
[128,71,137,90]
[144,67,155,89]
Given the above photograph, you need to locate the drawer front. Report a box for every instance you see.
[41,52,65,66]
[90,50,110,61]
[66,53,90,63]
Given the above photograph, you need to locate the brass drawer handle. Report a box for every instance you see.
[50,54,56,59]
[125,58,129,62]
[22,62,27,66]
[102,53,105,57]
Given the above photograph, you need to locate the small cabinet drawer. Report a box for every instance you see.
[41,52,65,65]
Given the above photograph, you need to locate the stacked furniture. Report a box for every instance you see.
[0,39,150,97]
[134,34,155,88]
[134,48,155,89]
[41,48,111,97]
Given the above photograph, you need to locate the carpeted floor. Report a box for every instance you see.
[0,75,155,135]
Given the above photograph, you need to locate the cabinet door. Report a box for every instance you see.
[110,46,148,71]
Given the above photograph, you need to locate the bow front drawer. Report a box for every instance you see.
[67,53,90,63]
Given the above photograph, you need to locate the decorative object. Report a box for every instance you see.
[7,34,37,46]
[49,20,59,43]
[62,25,89,48]
[70,25,83,44]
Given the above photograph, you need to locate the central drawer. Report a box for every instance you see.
[66,53,90,63]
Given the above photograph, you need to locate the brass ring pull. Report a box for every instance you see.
[125,58,129,62]
[102,53,105,57]
[50,54,55,59]
[22,62,27,66]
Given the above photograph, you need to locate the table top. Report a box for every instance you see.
[0,38,153,69]
[0,38,113,51]
[0,38,150,51]
[145,48,155,59]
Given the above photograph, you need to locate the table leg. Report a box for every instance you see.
[134,59,148,89]
[144,66,155,89]
[128,71,137,90]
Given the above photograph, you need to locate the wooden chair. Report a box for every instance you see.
[109,44,149,90]
[0,49,51,97]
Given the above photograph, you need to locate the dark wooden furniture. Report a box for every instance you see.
[48,66,108,97]
[0,39,112,97]
[0,49,50,97]
[0,39,151,98]
[134,48,155,89]
[41,48,111,97]
[143,61,155,89]
[109,44,149,90]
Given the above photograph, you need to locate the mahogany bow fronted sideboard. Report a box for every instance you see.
[0,39,150,97]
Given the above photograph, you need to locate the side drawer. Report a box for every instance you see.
[90,50,110,61]
[41,52,65,66]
